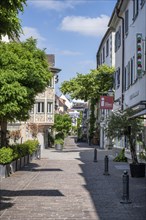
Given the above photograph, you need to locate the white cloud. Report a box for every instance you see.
[29,0,84,11]
[20,27,46,49]
[60,15,110,37]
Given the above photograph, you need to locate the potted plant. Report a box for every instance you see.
[106,109,145,177]
[54,138,64,151]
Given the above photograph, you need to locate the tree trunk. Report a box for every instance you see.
[0,119,8,148]
[129,139,138,164]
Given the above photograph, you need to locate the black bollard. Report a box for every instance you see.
[103,155,110,175]
[93,148,98,162]
[120,170,131,204]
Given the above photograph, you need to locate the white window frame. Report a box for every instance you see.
[133,0,139,21]
[125,9,129,36]
[36,102,44,113]
[47,102,53,113]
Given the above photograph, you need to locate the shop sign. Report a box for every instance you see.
[100,96,114,110]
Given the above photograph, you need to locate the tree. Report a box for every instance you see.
[106,109,143,164]
[0,38,52,147]
[60,65,115,101]
[54,114,72,137]
[60,65,115,140]
[0,0,27,40]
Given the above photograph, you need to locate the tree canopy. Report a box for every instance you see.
[0,0,26,39]
[54,114,72,136]
[0,38,52,147]
[60,65,115,101]
[0,38,52,122]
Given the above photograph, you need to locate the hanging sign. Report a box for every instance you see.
[136,33,142,76]
[100,96,114,110]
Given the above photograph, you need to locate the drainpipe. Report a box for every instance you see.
[116,6,125,111]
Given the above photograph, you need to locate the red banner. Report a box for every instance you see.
[100,96,114,109]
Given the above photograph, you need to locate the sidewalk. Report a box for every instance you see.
[0,136,146,220]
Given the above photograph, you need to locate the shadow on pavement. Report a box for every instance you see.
[77,147,146,220]
[0,189,64,211]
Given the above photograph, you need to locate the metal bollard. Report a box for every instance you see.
[93,148,98,162]
[37,144,41,159]
[103,155,110,175]
[120,170,131,204]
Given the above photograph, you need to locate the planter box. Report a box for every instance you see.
[16,158,21,171]
[130,163,145,178]
[20,157,25,168]
[55,144,63,151]
[0,164,11,178]
[11,160,17,173]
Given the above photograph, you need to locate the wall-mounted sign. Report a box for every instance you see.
[136,33,142,76]
[100,96,114,109]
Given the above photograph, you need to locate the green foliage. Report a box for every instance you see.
[89,99,96,139]
[0,38,52,122]
[55,132,64,140]
[139,151,146,161]
[54,133,64,145]
[139,143,146,161]
[113,148,127,162]
[0,0,27,40]
[106,109,143,164]
[60,65,115,101]
[0,140,39,164]
[77,112,82,139]
[0,147,13,164]
[54,114,72,135]
[54,138,64,145]
[0,38,52,147]
[24,140,39,155]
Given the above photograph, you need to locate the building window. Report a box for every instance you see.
[100,53,102,64]
[106,39,109,57]
[125,10,129,36]
[47,102,53,113]
[48,77,54,87]
[115,26,121,52]
[133,0,139,21]
[127,61,130,88]
[103,46,105,62]
[114,67,120,90]
[141,0,145,8]
[124,67,126,92]
[36,102,44,113]
[130,58,134,84]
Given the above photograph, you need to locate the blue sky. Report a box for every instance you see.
[19,0,117,95]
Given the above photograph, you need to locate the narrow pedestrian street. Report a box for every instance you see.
[0,136,146,220]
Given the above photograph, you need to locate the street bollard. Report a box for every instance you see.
[37,144,41,159]
[120,170,131,204]
[93,148,98,162]
[103,155,110,175]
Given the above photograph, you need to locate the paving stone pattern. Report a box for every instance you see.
[0,136,146,220]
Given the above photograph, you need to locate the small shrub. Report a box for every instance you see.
[113,148,127,162]
[0,147,13,164]
[55,132,64,140]
[24,140,39,155]
[54,138,64,145]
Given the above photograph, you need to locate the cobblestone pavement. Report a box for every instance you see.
[0,136,146,220]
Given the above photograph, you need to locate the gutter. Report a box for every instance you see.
[115,3,125,111]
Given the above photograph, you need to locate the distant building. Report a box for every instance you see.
[8,54,61,149]
[55,95,68,114]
